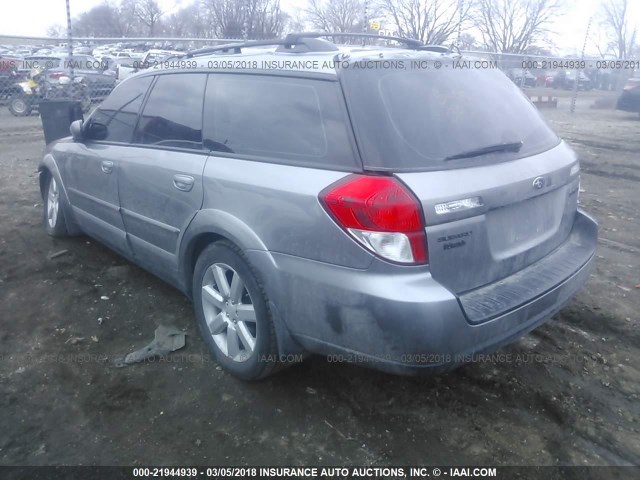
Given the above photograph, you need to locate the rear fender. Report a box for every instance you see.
[178,210,304,356]
[178,208,268,295]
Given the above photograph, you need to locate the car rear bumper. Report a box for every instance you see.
[247,210,597,374]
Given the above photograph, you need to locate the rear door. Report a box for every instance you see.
[118,72,209,281]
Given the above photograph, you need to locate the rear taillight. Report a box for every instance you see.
[48,72,66,79]
[320,175,428,265]
[623,82,639,91]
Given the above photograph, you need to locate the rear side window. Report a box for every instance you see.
[135,73,207,150]
[203,74,357,169]
[89,75,153,143]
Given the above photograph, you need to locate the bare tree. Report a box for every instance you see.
[379,0,473,44]
[599,0,637,58]
[284,8,310,34]
[246,0,287,38]
[590,27,615,59]
[202,0,243,38]
[164,3,210,37]
[474,0,564,53]
[202,0,286,39]
[46,24,67,37]
[306,0,365,33]
[119,0,145,36]
[71,3,127,37]
[133,0,164,36]
[458,32,477,50]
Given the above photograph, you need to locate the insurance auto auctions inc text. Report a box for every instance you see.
[257,466,497,477]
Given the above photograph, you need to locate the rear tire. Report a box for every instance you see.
[44,173,68,237]
[193,241,279,380]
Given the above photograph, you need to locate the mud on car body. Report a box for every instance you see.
[38,33,598,380]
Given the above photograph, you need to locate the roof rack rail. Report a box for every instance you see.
[417,44,449,53]
[186,39,288,58]
[185,37,338,58]
[184,32,431,58]
[285,32,424,49]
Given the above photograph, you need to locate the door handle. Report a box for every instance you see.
[173,174,195,192]
[101,160,114,174]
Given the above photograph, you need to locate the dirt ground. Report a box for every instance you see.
[0,88,639,467]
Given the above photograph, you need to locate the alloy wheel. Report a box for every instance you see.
[201,263,257,362]
[47,176,59,228]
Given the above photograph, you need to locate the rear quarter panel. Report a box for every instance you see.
[197,155,374,268]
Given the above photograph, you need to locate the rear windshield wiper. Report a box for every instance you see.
[444,141,523,161]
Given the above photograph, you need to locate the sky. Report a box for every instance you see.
[0,0,637,56]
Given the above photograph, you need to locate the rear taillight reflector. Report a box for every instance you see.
[320,175,428,264]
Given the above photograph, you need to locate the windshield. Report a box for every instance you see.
[341,57,559,171]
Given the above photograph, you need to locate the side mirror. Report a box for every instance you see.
[70,119,84,141]
[84,120,108,141]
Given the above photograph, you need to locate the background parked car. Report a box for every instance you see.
[506,68,537,87]
[551,70,592,90]
[116,49,183,81]
[74,47,93,55]
[616,77,640,115]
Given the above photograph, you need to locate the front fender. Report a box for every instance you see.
[38,153,81,235]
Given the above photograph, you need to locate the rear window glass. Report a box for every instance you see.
[341,57,559,171]
[203,74,357,169]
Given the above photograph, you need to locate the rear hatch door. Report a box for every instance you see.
[340,53,581,295]
[397,142,579,294]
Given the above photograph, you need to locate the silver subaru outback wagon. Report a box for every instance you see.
[39,34,598,380]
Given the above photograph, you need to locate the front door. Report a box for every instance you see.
[60,74,154,255]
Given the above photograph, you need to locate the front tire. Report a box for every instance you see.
[44,174,68,237]
[193,241,279,380]
[9,93,32,116]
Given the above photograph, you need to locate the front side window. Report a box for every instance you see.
[135,73,207,150]
[203,74,357,169]
[88,75,153,143]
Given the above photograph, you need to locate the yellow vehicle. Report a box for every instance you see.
[8,66,91,116]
